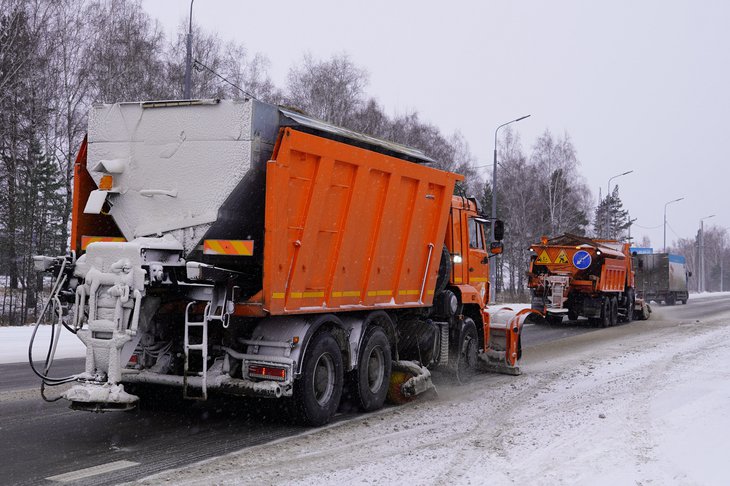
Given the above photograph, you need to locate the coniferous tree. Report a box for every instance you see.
[594,185,630,240]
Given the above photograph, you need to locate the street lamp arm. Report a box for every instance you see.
[663,196,685,252]
[494,115,531,146]
[188,0,195,30]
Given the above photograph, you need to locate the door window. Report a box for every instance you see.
[469,218,485,250]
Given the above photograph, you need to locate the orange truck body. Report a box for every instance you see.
[527,234,637,325]
[260,128,458,315]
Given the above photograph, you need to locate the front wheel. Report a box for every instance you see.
[600,297,611,328]
[353,327,392,412]
[293,331,344,426]
[609,297,618,327]
[453,318,479,384]
[625,289,635,323]
[546,315,564,326]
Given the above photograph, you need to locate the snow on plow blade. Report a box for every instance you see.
[479,307,537,375]
[64,383,139,412]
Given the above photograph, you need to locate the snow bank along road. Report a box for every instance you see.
[2,295,730,485]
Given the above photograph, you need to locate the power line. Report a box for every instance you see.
[666,221,683,240]
[193,59,257,100]
[633,222,663,230]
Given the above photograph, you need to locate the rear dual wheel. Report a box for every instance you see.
[352,327,391,412]
[294,331,344,426]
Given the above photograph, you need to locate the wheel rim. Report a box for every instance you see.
[365,345,385,393]
[312,352,335,406]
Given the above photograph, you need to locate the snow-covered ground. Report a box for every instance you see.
[4,298,730,484]
[1,324,86,364]
[688,290,730,300]
[134,304,730,485]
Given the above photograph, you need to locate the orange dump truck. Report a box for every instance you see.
[31,99,530,425]
[527,234,646,326]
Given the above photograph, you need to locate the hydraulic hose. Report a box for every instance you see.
[27,259,79,386]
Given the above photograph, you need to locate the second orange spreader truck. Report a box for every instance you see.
[527,234,649,326]
[32,99,530,425]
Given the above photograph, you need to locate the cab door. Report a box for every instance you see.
[467,217,490,293]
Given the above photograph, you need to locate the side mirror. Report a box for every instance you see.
[493,220,504,241]
[490,241,503,254]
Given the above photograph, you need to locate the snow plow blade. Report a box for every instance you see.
[479,307,537,375]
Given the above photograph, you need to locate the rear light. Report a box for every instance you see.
[99,175,113,190]
[126,354,139,369]
[248,364,287,381]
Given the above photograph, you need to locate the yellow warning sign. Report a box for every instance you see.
[555,249,569,264]
[536,250,552,264]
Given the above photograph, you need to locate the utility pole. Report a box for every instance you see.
[490,114,530,302]
[699,214,716,292]
[183,0,195,99]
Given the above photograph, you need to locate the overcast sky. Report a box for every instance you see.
[142,0,729,250]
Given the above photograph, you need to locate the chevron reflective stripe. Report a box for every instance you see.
[81,236,126,250]
[203,240,254,256]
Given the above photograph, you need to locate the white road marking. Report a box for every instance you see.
[46,460,139,483]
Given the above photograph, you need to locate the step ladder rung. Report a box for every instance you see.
[184,301,209,400]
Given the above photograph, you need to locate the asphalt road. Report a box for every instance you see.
[3,294,729,485]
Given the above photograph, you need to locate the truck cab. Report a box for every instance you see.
[446,196,496,307]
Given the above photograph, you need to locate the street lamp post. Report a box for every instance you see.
[699,214,716,293]
[721,227,730,292]
[663,197,684,253]
[491,114,530,302]
[605,170,634,238]
[183,0,195,99]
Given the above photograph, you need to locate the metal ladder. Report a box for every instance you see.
[183,302,209,400]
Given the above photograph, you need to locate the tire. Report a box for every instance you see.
[600,297,611,328]
[353,327,392,412]
[625,290,635,323]
[568,309,579,321]
[452,318,479,384]
[666,294,676,306]
[294,331,344,426]
[546,315,563,326]
[609,297,618,327]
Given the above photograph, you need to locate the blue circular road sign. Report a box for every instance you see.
[573,250,592,270]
